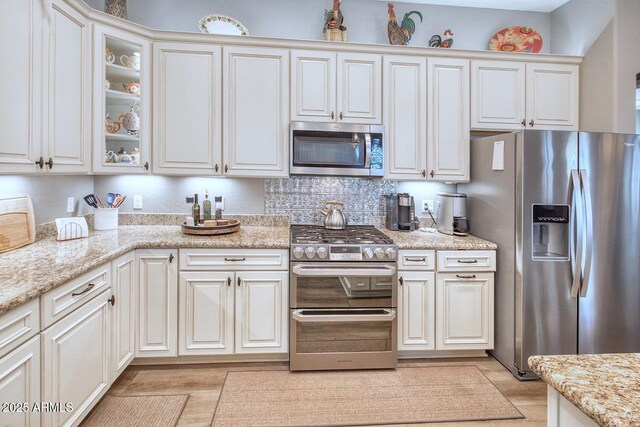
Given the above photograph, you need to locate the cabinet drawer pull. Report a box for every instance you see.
[521,119,526,127]
[35,157,44,169]
[108,295,116,306]
[45,158,54,169]
[71,283,95,296]
[529,119,535,127]
[169,253,174,263]
[456,274,477,279]
[331,111,335,120]
[224,257,246,262]
[339,112,343,120]
[457,259,478,264]
[405,257,426,262]
[144,161,149,170]
[430,170,434,178]
[215,164,219,172]
[227,277,231,287]
[237,277,241,287]
[421,169,426,177]
[399,277,404,286]
[224,164,228,173]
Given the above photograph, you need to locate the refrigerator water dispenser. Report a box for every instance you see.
[532,204,570,260]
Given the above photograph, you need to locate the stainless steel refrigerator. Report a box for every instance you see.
[460,130,640,380]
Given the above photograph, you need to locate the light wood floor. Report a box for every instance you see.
[84,356,546,426]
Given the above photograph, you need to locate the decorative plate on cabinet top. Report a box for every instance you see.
[489,26,542,53]
[199,14,248,36]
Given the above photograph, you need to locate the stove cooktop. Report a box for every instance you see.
[290,225,397,261]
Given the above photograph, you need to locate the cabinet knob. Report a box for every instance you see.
[331,111,335,120]
[529,119,535,127]
[225,164,228,173]
[215,164,219,172]
[399,276,404,286]
[227,277,231,287]
[35,157,44,169]
[237,276,241,287]
[144,161,149,170]
[45,158,53,169]
[339,112,343,120]
[169,253,174,263]
[430,170,434,178]
[422,169,426,178]
[521,119,526,127]
[107,295,116,306]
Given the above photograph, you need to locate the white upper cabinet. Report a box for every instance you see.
[153,43,222,176]
[291,51,382,124]
[526,63,579,130]
[383,56,427,180]
[223,46,289,177]
[471,61,578,131]
[291,50,337,122]
[0,0,43,174]
[471,61,526,130]
[337,53,382,124]
[427,58,470,183]
[46,0,91,174]
[93,24,151,174]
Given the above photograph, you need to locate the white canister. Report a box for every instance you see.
[94,208,119,230]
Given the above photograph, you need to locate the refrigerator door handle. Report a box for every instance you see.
[570,169,584,298]
[579,169,594,297]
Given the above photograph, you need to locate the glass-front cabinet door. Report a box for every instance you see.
[93,25,150,173]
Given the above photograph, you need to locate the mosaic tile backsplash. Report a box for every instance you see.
[265,177,396,225]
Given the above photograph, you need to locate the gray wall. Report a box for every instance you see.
[0,176,94,224]
[84,0,551,52]
[550,0,614,55]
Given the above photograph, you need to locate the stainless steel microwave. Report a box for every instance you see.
[290,122,384,177]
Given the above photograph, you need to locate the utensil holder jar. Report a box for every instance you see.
[94,208,119,230]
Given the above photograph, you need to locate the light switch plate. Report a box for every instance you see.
[133,195,142,209]
[66,197,75,213]
[422,200,435,214]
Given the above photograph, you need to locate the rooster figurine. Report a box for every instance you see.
[324,0,347,42]
[387,3,423,46]
[429,29,454,48]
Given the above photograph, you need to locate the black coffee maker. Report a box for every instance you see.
[385,193,420,231]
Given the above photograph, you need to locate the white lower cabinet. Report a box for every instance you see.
[0,336,40,427]
[111,252,136,381]
[436,272,494,350]
[178,271,234,355]
[235,271,288,354]
[136,249,178,357]
[398,271,435,351]
[41,290,112,427]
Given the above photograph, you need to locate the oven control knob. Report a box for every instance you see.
[363,248,374,259]
[316,247,328,259]
[385,248,397,260]
[374,248,385,260]
[305,247,316,259]
[293,247,304,259]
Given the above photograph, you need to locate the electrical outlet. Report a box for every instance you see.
[133,195,142,210]
[66,197,75,213]
[422,200,435,214]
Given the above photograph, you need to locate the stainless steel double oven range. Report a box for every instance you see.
[289,225,398,371]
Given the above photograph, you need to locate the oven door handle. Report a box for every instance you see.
[291,265,397,277]
[292,309,396,323]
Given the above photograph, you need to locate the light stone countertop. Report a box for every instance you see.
[0,225,290,316]
[0,218,497,316]
[528,353,640,427]
[379,228,498,250]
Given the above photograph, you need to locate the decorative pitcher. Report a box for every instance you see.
[119,104,140,136]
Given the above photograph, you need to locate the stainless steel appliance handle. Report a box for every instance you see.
[292,309,396,323]
[570,170,584,298]
[291,264,397,277]
[579,169,593,297]
[364,133,371,168]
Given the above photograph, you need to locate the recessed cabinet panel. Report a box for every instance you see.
[337,53,382,124]
[0,0,42,174]
[111,252,135,381]
[384,56,427,180]
[154,43,222,175]
[526,63,579,130]
[235,271,288,354]
[179,271,234,355]
[0,336,40,427]
[398,271,435,351]
[136,250,177,357]
[48,0,90,173]
[471,61,526,130]
[223,47,289,177]
[427,58,470,182]
[291,50,336,121]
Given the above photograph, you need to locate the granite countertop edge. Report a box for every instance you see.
[528,354,640,427]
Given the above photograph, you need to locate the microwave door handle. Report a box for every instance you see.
[364,133,371,168]
[291,265,396,277]
[292,309,396,323]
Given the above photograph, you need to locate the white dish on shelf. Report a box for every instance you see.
[198,14,248,36]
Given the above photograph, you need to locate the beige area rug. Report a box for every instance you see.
[212,366,523,426]
[82,394,189,427]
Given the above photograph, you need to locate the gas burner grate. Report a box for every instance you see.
[291,225,394,245]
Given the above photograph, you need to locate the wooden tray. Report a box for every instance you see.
[0,195,36,253]
[181,219,240,236]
